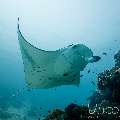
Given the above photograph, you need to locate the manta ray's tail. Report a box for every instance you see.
[17,17,20,32]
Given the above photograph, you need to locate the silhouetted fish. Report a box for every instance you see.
[102,52,107,55]
[91,81,95,86]
[87,69,91,73]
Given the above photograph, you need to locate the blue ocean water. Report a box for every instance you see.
[0,0,120,119]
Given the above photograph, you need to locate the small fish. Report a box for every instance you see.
[27,88,31,92]
[102,52,107,55]
[87,70,90,73]
[91,81,95,86]
[72,79,76,81]
[54,88,57,91]
[48,110,51,113]
[68,44,73,47]
[63,73,69,76]
[80,75,84,78]
[40,107,42,110]
[42,115,45,118]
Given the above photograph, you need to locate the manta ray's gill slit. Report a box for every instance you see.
[67,44,74,47]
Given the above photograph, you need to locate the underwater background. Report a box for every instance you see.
[0,0,120,119]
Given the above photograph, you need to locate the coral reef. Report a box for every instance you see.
[88,91,104,107]
[97,67,120,104]
[64,103,89,120]
[43,104,89,120]
[114,50,120,67]
[43,102,120,120]
[43,109,64,120]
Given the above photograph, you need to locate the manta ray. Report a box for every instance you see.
[17,20,101,89]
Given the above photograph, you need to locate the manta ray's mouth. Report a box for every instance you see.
[88,56,101,63]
